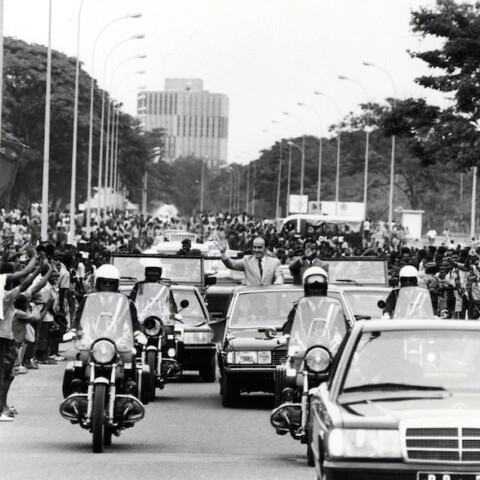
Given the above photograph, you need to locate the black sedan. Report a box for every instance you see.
[307,320,480,480]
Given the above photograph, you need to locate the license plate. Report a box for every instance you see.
[418,473,480,480]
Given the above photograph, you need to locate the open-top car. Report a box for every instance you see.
[110,253,216,295]
[170,285,217,382]
[216,285,304,407]
[302,319,480,479]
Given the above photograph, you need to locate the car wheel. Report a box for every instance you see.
[274,366,287,407]
[221,373,238,407]
[200,354,216,383]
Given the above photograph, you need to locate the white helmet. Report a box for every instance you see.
[399,265,418,287]
[95,264,120,291]
[303,266,328,296]
[303,266,328,284]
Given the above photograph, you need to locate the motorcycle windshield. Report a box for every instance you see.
[393,286,434,320]
[75,292,134,352]
[289,296,347,355]
[134,283,174,324]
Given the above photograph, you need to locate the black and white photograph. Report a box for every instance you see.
[2,1,480,479]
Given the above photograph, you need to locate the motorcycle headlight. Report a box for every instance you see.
[328,429,402,459]
[92,340,116,364]
[183,331,213,344]
[305,346,331,373]
[235,351,257,364]
[144,316,162,337]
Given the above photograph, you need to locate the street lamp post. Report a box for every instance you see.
[262,129,283,218]
[363,61,397,228]
[85,13,143,235]
[272,120,292,215]
[314,92,342,215]
[69,0,85,244]
[338,75,371,218]
[283,111,306,196]
[297,102,323,203]
[200,157,206,211]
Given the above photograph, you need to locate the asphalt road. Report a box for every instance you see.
[0,344,311,480]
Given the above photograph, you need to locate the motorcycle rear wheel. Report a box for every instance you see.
[92,384,107,453]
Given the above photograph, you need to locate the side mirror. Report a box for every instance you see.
[377,300,386,310]
[205,276,217,286]
[180,299,189,309]
[264,327,278,339]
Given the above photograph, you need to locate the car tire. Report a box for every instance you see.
[221,373,238,407]
[200,354,216,383]
[274,366,287,407]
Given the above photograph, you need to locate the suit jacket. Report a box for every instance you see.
[221,254,284,286]
[289,256,329,285]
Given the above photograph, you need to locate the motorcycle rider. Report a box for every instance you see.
[283,266,330,335]
[71,264,146,345]
[383,264,419,318]
[129,264,163,303]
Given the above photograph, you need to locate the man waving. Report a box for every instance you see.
[215,235,284,286]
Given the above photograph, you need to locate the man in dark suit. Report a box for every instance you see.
[289,239,328,285]
[215,235,284,286]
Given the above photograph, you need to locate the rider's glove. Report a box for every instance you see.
[134,331,147,346]
[63,329,76,342]
[381,313,391,320]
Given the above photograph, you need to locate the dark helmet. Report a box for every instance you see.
[94,264,120,292]
[303,266,328,297]
[399,265,418,287]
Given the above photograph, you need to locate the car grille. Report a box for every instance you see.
[272,351,287,365]
[405,427,480,463]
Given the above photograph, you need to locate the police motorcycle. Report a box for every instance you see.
[270,267,351,465]
[59,290,146,453]
[134,279,186,396]
[378,265,436,320]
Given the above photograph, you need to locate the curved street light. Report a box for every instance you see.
[298,102,323,203]
[85,14,143,234]
[338,75,371,218]
[363,61,397,228]
[272,120,292,214]
[283,111,306,197]
[314,91,342,215]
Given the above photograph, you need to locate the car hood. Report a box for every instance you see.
[337,393,480,428]
[227,330,286,350]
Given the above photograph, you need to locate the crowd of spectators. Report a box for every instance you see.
[0,205,479,422]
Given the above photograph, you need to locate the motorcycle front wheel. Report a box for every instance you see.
[92,384,107,453]
[146,350,156,398]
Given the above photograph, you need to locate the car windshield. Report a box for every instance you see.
[327,260,387,286]
[135,283,174,324]
[172,288,209,327]
[393,286,434,319]
[229,290,303,329]
[289,296,347,354]
[344,290,389,319]
[341,329,480,394]
[112,256,203,284]
[75,292,134,352]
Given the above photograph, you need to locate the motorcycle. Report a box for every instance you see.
[378,285,435,320]
[134,282,186,396]
[270,296,348,465]
[60,292,147,453]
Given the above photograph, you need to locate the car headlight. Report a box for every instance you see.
[305,346,331,373]
[328,429,402,459]
[235,351,257,364]
[183,331,213,344]
[143,316,162,337]
[257,351,272,364]
[92,340,116,364]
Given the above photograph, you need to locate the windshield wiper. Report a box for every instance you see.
[343,383,446,393]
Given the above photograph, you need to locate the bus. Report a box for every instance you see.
[280,214,364,247]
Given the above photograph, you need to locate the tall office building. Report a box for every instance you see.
[137,79,229,168]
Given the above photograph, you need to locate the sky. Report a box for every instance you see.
[3,0,453,165]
